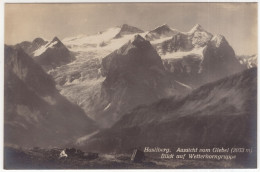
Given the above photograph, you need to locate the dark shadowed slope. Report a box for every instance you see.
[4,45,97,148]
[83,67,257,154]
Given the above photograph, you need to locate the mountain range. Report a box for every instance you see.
[4,23,257,155]
[57,24,247,126]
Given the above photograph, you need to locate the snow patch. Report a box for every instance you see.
[104,103,111,111]
[161,47,205,59]
[33,41,58,56]
[150,37,172,44]
[175,80,192,90]
[33,45,48,56]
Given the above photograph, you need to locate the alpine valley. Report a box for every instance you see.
[4,24,257,168]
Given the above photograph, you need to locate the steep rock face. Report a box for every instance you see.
[114,24,144,39]
[4,45,97,148]
[98,35,189,127]
[32,37,75,71]
[83,68,257,155]
[200,35,244,83]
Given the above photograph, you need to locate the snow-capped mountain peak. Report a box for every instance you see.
[114,24,144,39]
[152,24,173,34]
[51,36,61,43]
[145,23,179,41]
[154,24,171,30]
[33,37,62,56]
[120,24,143,33]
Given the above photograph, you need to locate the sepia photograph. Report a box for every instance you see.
[3,1,258,169]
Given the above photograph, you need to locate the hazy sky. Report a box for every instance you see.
[5,3,257,55]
